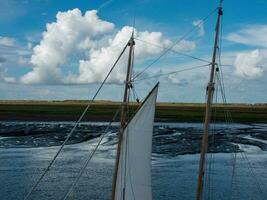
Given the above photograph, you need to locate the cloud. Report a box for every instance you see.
[234,49,266,79]
[0,36,31,58]
[69,26,172,84]
[167,74,189,86]
[173,40,196,52]
[193,19,205,37]
[21,8,196,85]
[18,56,29,65]
[226,24,267,47]
[0,36,16,46]
[21,9,114,84]
[225,24,267,79]
[0,64,16,83]
[98,0,113,11]
[0,36,32,80]
[0,0,27,23]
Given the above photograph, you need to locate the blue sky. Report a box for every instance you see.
[0,0,267,103]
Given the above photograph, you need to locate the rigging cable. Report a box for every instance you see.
[208,70,219,200]
[215,12,239,200]
[201,78,209,200]
[203,65,219,200]
[126,39,137,200]
[122,48,134,200]
[217,63,241,200]
[63,107,121,200]
[203,6,223,198]
[134,38,211,64]
[133,64,211,82]
[23,41,130,200]
[133,7,218,80]
[239,151,265,198]
[217,22,241,200]
[216,15,265,198]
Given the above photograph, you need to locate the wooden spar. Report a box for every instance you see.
[111,35,135,200]
[195,1,223,200]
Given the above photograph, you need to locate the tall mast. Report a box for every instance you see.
[111,34,135,200]
[195,1,223,200]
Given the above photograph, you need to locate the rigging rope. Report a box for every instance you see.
[134,37,211,64]
[239,152,265,198]
[133,64,211,82]
[63,108,121,200]
[133,7,218,79]
[23,41,130,200]
[208,71,219,200]
[216,14,243,199]
[215,14,265,199]
[203,67,219,200]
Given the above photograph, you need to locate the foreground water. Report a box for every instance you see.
[0,122,267,200]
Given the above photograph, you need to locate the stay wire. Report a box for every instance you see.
[216,15,241,199]
[134,64,211,82]
[133,7,218,79]
[239,151,265,198]
[204,8,223,198]
[204,69,219,200]
[134,37,211,64]
[23,41,130,200]
[210,72,219,200]
[134,8,218,79]
[63,107,121,200]
[216,20,239,199]
[126,91,137,200]
[217,65,239,200]
[216,16,264,198]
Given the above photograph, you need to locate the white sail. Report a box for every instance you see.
[114,83,159,200]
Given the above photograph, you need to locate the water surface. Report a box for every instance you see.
[0,122,266,200]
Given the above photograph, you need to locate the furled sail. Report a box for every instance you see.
[114,83,159,200]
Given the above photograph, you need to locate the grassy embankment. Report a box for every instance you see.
[0,100,267,123]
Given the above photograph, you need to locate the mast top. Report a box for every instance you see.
[218,0,223,15]
[128,32,135,46]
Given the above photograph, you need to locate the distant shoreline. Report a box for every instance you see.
[1,101,267,123]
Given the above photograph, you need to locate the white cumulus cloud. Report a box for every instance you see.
[234,49,266,79]
[68,26,173,84]
[21,8,196,85]
[21,9,114,84]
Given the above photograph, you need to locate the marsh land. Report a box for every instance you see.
[0,100,267,123]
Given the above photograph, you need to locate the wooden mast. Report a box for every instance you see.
[111,34,135,200]
[195,1,223,200]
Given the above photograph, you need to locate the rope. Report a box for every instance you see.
[217,25,240,200]
[134,37,211,64]
[239,152,265,198]
[209,72,219,200]
[201,85,209,200]
[23,41,130,200]
[203,68,219,200]
[133,64,211,82]
[133,7,218,79]
[63,108,121,200]
[216,16,265,198]
[215,15,242,199]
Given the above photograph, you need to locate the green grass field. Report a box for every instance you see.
[0,101,267,123]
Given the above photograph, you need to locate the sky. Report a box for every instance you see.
[0,0,267,103]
